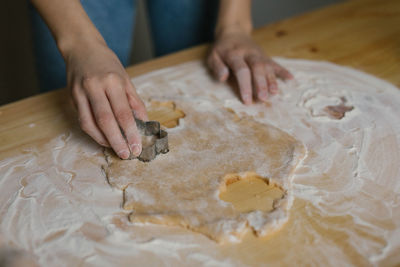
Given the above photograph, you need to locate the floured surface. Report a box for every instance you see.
[104,105,304,242]
[1,58,400,266]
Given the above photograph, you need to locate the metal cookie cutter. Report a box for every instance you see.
[132,118,169,162]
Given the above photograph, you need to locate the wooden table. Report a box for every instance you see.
[0,0,399,264]
[1,0,399,157]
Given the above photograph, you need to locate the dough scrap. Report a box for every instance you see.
[324,101,354,119]
[103,103,305,242]
[300,90,355,120]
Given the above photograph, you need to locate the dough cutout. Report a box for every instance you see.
[219,172,285,213]
[147,101,185,128]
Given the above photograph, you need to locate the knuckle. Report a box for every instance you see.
[96,113,113,129]
[129,94,144,109]
[251,61,265,70]
[112,138,127,149]
[235,66,250,76]
[104,72,123,85]
[82,76,97,90]
[246,53,258,62]
[226,50,239,60]
[115,110,133,124]
[233,48,246,56]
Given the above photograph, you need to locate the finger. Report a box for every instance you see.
[272,61,294,80]
[226,54,253,105]
[87,88,131,159]
[265,65,279,95]
[246,56,268,102]
[106,85,142,157]
[125,80,148,121]
[72,86,109,147]
[207,51,229,82]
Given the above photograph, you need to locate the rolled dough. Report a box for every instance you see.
[103,103,305,242]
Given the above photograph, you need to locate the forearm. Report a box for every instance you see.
[215,0,253,38]
[30,0,105,59]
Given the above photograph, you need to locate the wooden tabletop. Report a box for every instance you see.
[0,0,399,265]
[1,0,399,158]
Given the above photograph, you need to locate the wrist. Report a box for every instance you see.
[57,30,106,61]
[215,23,253,40]
[215,0,253,40]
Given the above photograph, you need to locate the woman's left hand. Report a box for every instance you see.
[207,31,293,105]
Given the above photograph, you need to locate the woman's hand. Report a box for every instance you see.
[66,40,147,159]
[208,31,293,104]
[30,0,146,159]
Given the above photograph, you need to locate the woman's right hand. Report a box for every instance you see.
[65,40,147,159]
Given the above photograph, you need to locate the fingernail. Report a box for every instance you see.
[118,149,130,159]
[130,143,142,157]
[270,86,278,94]
[243,94,252,105]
